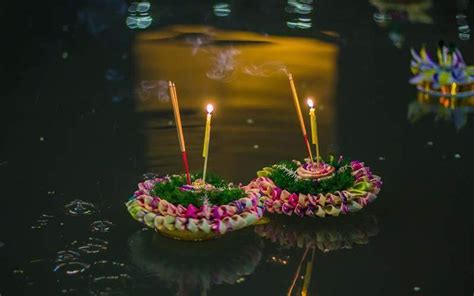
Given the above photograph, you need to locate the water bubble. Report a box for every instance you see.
[246,118,254,124]
[88,261,132,295]
[91,221,114,233]
[71,238,108,255]
[56,250,81,262]
[378,156,385,161]
[413,286,421,292]
[62,52,68,59]
[426,141,434,146]
[253,145,259,149]
[65,199,97,216]
[39,137,45,142]
[54,262,90,275]
[31,219,49,230]
[454,153,461,159]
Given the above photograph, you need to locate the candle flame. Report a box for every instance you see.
[307,98,314,108]
[206,104,214,114]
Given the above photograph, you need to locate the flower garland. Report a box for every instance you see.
[243,158,382,218]
[126,174,265,239]
[410,45,474,96]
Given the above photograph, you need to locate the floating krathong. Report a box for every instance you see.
[127,174,264,241]
[126,85,264,240]
[244,156,382,218]
[245,75,382,218]
[410,44,474,98]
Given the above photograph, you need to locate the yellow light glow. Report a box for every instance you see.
[207,104,214,114]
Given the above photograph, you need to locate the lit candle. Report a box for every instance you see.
[307,98,320,164]
[169,82,191,184]
[450,82,457,97]
[202,104,214,182]
[288,73,314,162]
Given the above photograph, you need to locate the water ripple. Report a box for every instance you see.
[64,199,97,216]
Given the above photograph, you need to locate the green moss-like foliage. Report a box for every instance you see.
[150,173,246,207]
[267,156,355,195]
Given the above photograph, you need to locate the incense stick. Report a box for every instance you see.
[169,81,191,184]
[288,73,314,162]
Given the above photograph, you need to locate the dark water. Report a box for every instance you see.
[1,0,473,295]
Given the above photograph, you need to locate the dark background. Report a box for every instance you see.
[1,0,473,295]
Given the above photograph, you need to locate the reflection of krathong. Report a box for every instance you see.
[257,214,378,295]
[410,43,474,98]
[245,74,382,218]
[408,91,474,130]
[128,229,262,295]
[255,214,379,251]
[126,83,264,240]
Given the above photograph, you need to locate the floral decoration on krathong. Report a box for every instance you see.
[127,173,264,238]
[244,156,382,218]
[410,43,474,97]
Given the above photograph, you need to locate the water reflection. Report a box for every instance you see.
[255,214,379,252]
[456,13,471,41]
[214,3,231,17]
[128,228,263,295]
[256,214,379,295]
[456,0,471,41]
[370,0,433,48]
[126,1,152,29]
[286,0,314,29]
[134,26,339,180]
[408,92,474,130]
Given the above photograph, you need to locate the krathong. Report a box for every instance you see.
[127,173,264,241]
[126,84,264,241]
[244,76,382,218]
[410,43,474,98]
[244,156,382,218]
